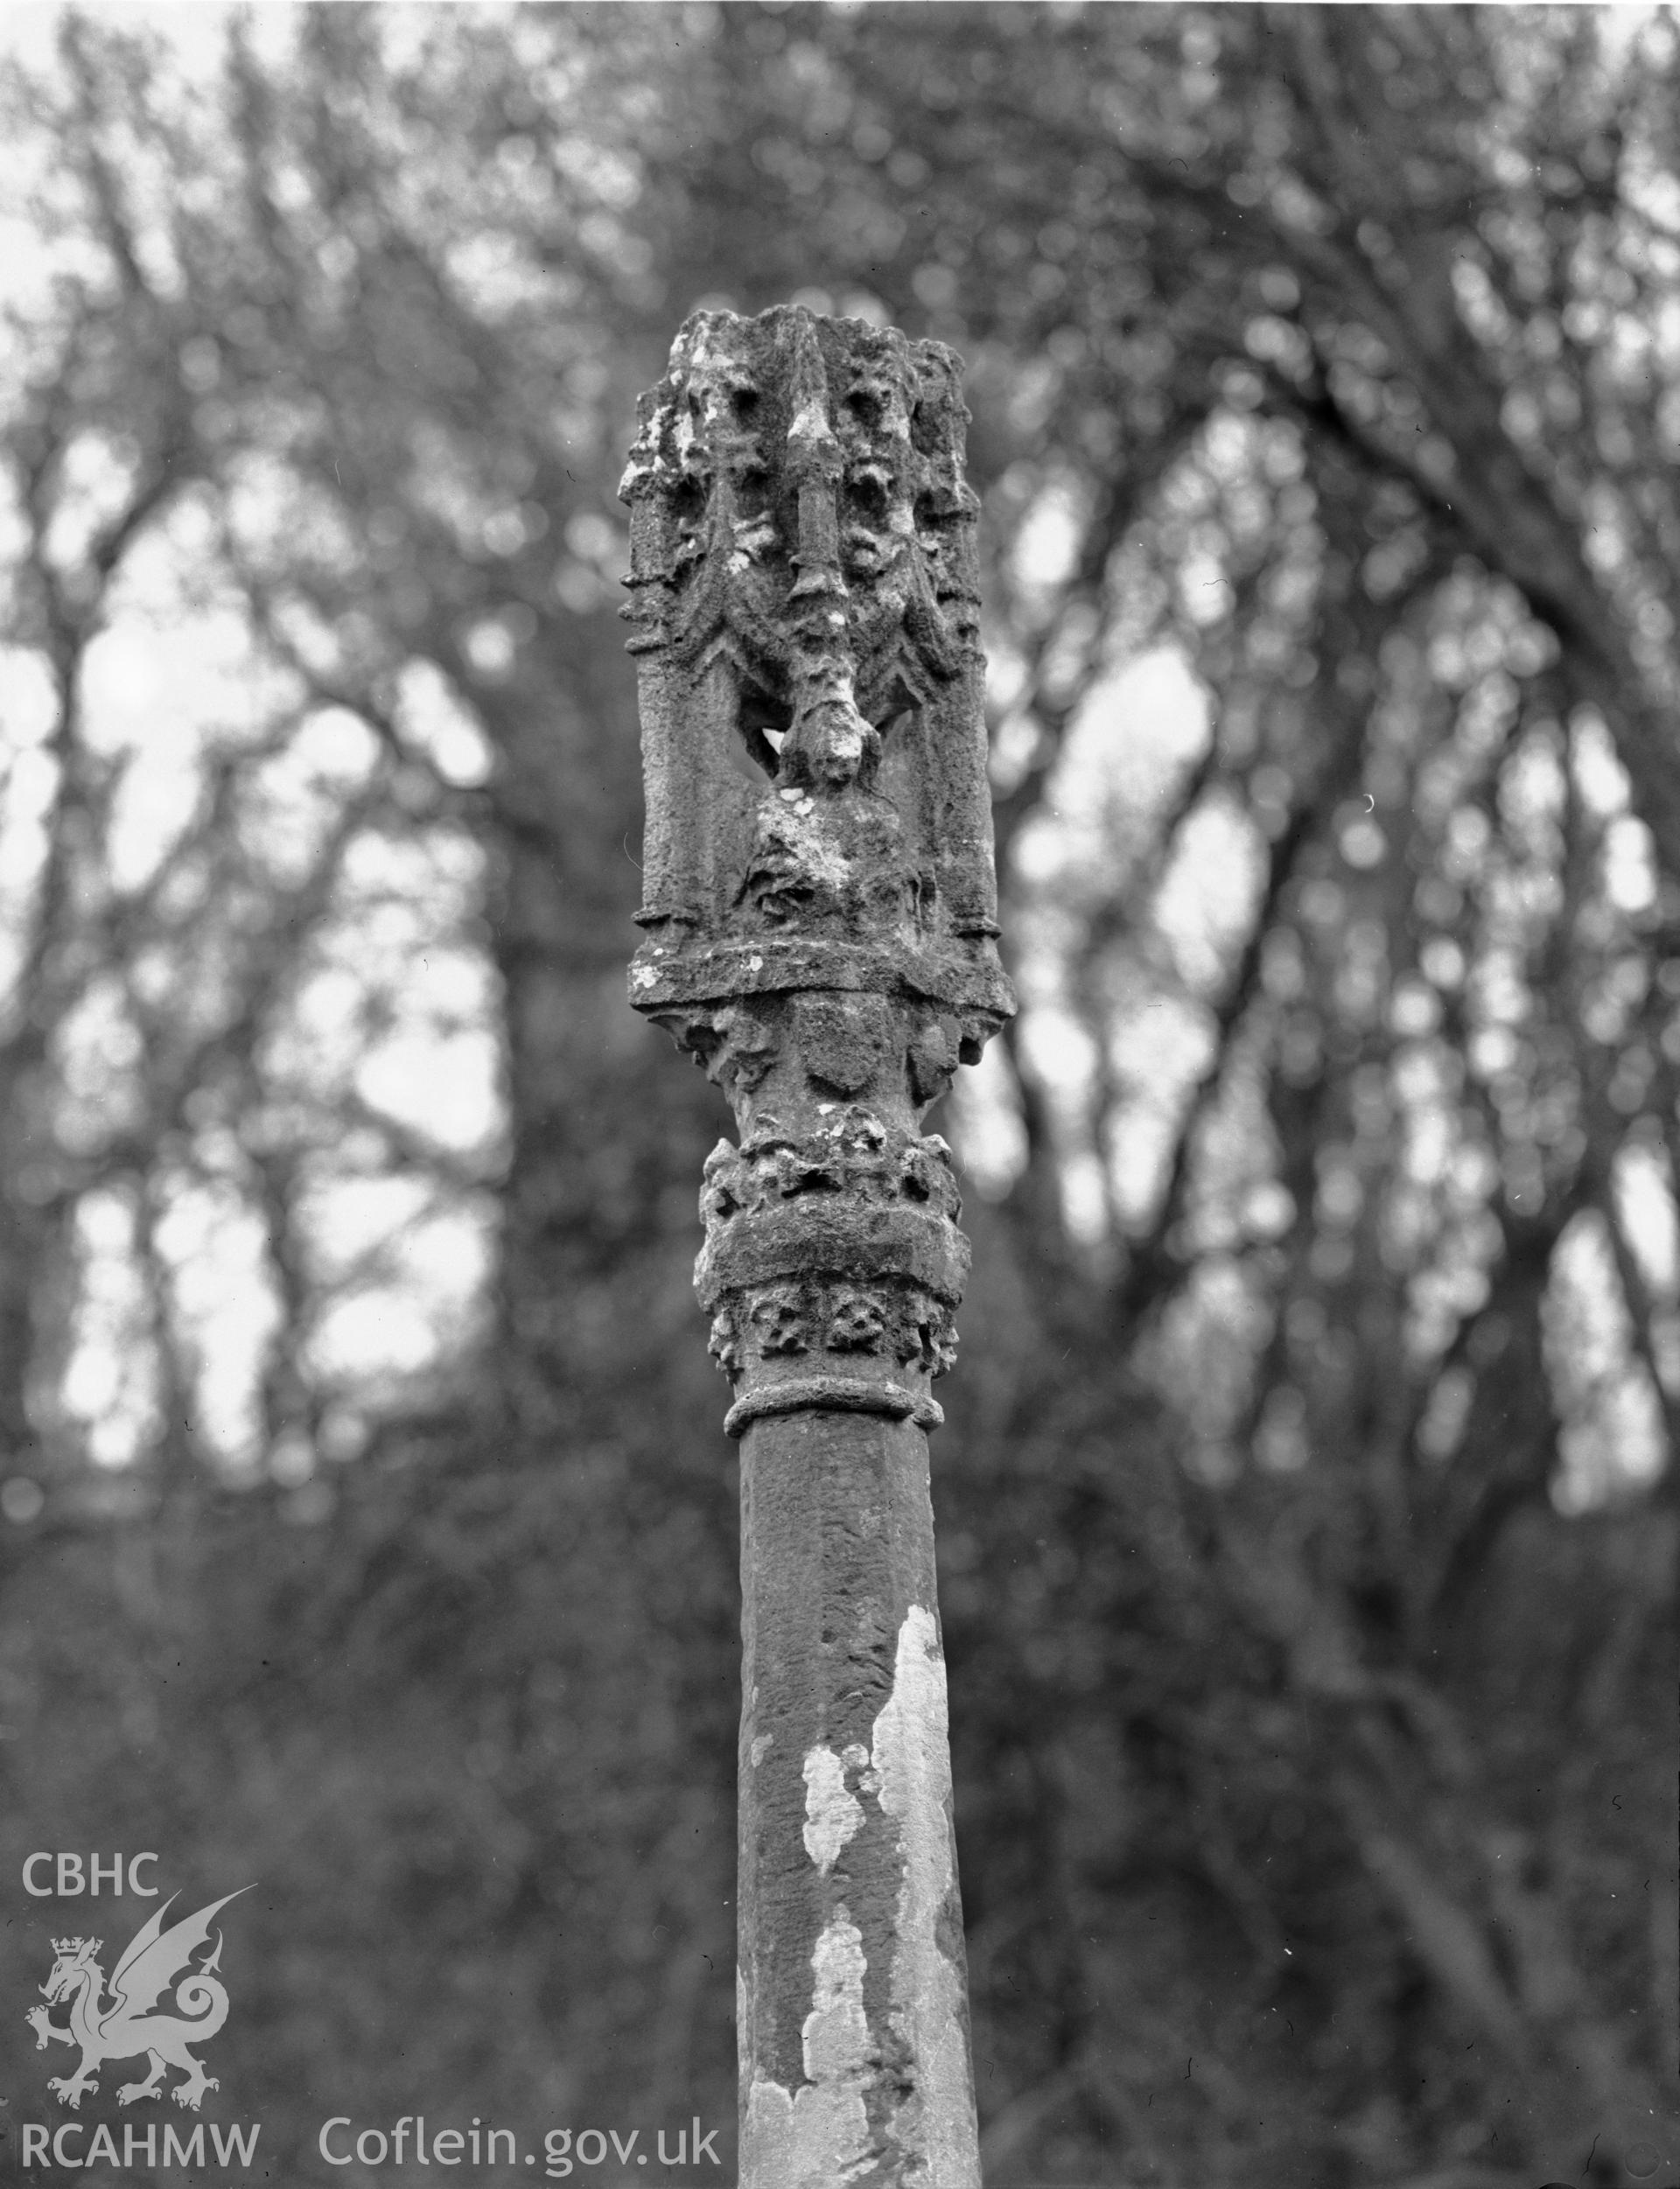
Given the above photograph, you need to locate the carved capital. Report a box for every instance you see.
[623,305,1013,1435]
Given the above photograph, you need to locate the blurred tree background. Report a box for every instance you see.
[0,6,1675,2186]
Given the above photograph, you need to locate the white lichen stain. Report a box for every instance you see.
[790,397,836,446]
[869,1605,982,2187]
[751,1732,774,1767]
[805,1912,870,2079]
[741,1910,874,2189]
[802,1744,864,1873]
[733,515,779,560]
[774,805,854,893]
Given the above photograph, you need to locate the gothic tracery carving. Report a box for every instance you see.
[622,304,1012,1436]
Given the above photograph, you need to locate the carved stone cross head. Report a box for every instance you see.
[622,304,1012,1018]
[621,304,1012,1444]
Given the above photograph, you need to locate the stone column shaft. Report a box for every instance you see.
[621,304,1013,2188]
[738,1409,977,2184]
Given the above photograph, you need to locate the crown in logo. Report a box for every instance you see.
[51,1937,98,1955]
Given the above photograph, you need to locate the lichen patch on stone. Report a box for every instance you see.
[802,1742,865,1873]
[791,397,834,445]
[870,1605,982,2187]
[740,1909,874,2188]
[803,1908,871,2081]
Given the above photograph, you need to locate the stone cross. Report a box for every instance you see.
[621,304,1013,2188]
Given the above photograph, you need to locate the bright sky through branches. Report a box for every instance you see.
[2,0,1674,1524]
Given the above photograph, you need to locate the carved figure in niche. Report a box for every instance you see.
[622,303,1010,965]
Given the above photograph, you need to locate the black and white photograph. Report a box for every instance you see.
[0,5,1674,2186]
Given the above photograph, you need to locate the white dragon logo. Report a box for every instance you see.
[26,1888,251,2112]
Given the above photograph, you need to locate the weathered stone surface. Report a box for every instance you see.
[622,304,1009,2188]
[737,1410,979,2189]
[621,305,1009,964]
